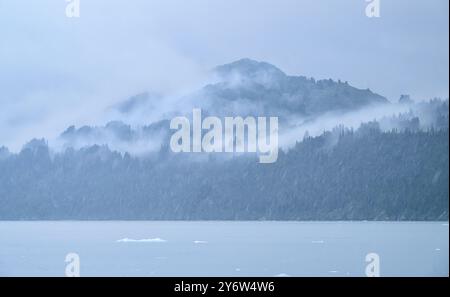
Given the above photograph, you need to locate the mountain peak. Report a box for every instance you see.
[214,58,286,81]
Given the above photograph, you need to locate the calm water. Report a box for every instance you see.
[0,221,448,277]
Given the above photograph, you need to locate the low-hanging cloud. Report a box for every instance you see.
[1,0,448,152]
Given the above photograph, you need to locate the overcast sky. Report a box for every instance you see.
[0,0,448,150]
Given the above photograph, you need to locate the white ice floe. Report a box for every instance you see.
[274,273,290,277]
[193,240,208,244]
[116,238,167,243]
[435,248,441,251]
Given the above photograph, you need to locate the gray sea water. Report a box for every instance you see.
[0,221,448,277]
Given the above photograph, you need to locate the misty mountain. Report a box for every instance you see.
[199,58,388,117]
[113,58,388,118]
[0,59,448,221]
[54,58,391,151]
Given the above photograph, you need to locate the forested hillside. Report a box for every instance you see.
[0,124,447,220]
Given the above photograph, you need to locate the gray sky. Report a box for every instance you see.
[0,0,448,149]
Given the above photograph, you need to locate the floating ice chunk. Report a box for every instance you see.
[328,270,339,274]
[435,248,441,251]
[193,240,208,244]
[274,273,290,277]
[116,238,167,243]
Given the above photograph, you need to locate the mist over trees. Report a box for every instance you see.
[0,59,448,221]
[0,115,447,220]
